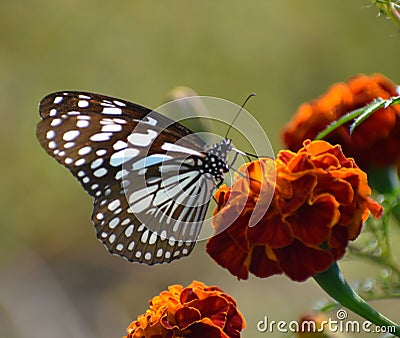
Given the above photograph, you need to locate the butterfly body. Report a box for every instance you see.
[36,91,232,264]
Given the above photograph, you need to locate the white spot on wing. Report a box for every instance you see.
[149,232,157,245]
[102,107,122,115]
[46,130,56,139]
[93,168,108,177]
[78,146,92,156]
[79,94,91,99]
[53,96,63,104]
[128,130,158,147]
[101,124,122,132]
[64,142,75,149]
[67,111,80,116]
[74,158,86,166]
[141,230,149,243]
[108,217,120,229]
[141,116,157,126]
[125,224,134,237]
[168,236,176,246]
[48,141,57,149]
[113,118,127,124]
[115,169,129,180]
[90,132,113,142]
[110,148,140,167]
[108,199,121,211]
[96,149,107,156]
[76,119,90,128]
[50,118,62,127]
[63,130,80,141]
[78,100,89,108]
[113,140,128,150]
[113,100,126,107]
[90,158,104,169]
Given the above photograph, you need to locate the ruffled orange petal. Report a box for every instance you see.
[207,140,383,281]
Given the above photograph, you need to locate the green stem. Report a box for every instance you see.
[314,262,400,336]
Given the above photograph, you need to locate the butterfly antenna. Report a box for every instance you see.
[225,93,256,139]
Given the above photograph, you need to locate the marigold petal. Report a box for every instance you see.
[329,225,349,260]
[206,230,250,280]
[248,215,293,247]
[313,175,354,205]
[278,174,317,215]
[180,287,199,304]
[274,240,334,282]
[282,74,400,168]
[170,307,201,330]
[288,194,340,246]
[183,321,230,338]
[189,296,228,329]
[208,139,382,282]
[125,281,245,337]
[249,246,282,278]
[365,197,384,219]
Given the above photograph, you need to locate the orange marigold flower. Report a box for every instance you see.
[282,73,400,168]
[124,281,246,338]
[206,140,383,282]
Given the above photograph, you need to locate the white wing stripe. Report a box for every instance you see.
[161,142,203,156]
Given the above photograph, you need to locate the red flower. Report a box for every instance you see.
[124,281,246,338]
[282,74,400,168]
[206,140,383,282]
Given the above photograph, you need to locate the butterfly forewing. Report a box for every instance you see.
[36,91,227,264]
[37,92,205,196]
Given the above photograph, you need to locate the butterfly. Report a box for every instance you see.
[36,91,236,265]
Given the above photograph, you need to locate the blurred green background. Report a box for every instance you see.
[1,1,399,337]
